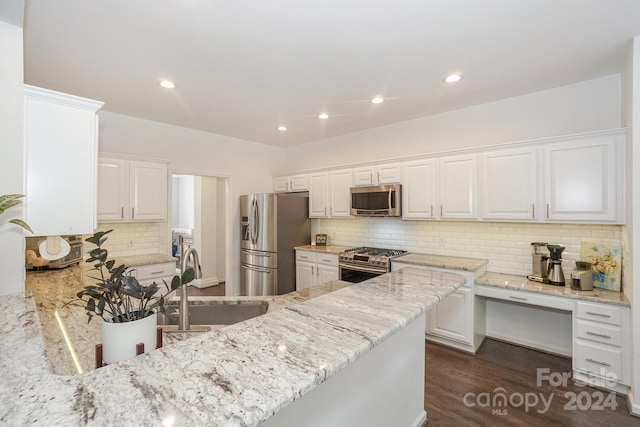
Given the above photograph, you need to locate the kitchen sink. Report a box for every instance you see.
[157,300,269,327]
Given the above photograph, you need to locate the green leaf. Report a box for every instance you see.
[182,267,195,285]
[8,219,33,233]
[171,275,181,291]
[105,260,116,270]
[0,194,24,210]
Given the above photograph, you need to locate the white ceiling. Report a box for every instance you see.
[23,0,640,147]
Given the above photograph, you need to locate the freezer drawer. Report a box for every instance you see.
[241,248,277,269]
[241,262,277,296]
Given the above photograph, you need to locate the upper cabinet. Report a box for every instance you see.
[544,133,623,223]
[403,154,478,220]
[309,169,352,218]
[24,85,103,235]
[353,163,402,186]
[274,174,308,193]
[480,147,538,221]
[97,156,168,222]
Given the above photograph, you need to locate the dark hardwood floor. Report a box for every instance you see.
[424,339,640,426]
[186,282,225,296]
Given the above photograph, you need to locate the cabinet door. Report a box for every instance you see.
[309,172,329,218]
[24,86,103,235]
[296,260,315,290]
[427,287,472,344]
[402,159,437,219]
[289,174,308,191]
[329,169,353,217]
[439,154,478,219]
[274,176,290,193]
[544,136,620,222]
[129,161,168,221]
[377,162,402,184]
[353,166,376,186]
[97,157,129,222]
[481,147,537,221]
[317,264,339,284]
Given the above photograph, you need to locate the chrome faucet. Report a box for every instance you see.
[179,247,202,331]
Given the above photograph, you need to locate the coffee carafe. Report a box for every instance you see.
[546,244,566,286]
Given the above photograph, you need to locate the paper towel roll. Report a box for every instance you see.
[38,236,71,261]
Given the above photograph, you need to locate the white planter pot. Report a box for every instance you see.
[101,311,157,364]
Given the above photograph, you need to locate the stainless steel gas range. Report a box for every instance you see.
[338,247,408,283]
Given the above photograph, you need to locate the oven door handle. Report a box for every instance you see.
[339,263,386,275]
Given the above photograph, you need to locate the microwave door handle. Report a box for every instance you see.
[388,190,393,214]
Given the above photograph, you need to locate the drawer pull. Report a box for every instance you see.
[150,271,164,275]
[300,255,309,259]
[586,331,611,339]
[586,311,612,318]
[509,296,528,301]
[321,258,332,263]
[586,358,611,367]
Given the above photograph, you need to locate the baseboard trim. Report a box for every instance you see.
[191,277,219,289]
[486,332,571,358]
[411,410,427,427]
[628,390,640,417]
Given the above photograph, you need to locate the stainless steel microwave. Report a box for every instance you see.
[350,184,401,217]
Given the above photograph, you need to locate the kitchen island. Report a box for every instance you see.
[2,267,465,426]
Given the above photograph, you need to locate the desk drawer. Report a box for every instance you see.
[576,301,622,326]
[475,285,571,311]
[574,339,623,381]
[575,319,622,347]
[131,263,176,281]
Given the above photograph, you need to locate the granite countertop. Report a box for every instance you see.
[112,253,177,267]
[294,244,352,254]
[393,253,489,272]
[24,266,352,376]
[476,272,630,306]
[8,266,465,425]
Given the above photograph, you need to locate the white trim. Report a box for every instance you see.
[627,390,640,417]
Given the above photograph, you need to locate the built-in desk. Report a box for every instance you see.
[476,272,631,395]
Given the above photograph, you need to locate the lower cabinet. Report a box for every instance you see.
[128,262,177,296]
[295,250,339,290]
[391,262,486,353]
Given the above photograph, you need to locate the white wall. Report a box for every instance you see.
[283,75,622,173]
[98,111,285,295]
[194,176,221,285]
[0,16,26,295]
[172,174,195,232]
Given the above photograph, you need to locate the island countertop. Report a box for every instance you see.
[4,267,465,426]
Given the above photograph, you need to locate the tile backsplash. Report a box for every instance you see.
[313,218,623,284]
[84,222,167,258]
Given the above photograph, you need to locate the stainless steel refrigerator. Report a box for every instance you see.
[240,193,310,295]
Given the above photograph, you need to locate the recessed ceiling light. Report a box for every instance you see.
[318,113,329,119]
[444,73,463,84]
[277,126,287,131]
[371,97,384,104]
[159,79,176,89]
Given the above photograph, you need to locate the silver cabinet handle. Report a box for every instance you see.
[586,311,612,318]
[132,207,135,219]
[440,205,443,217]
[121,206,124,219]
[377,171,380,183]
[532,203,535,219]
[321,258,332,263]
[509,296,528,301]
[370,172,373,183]
[324,207,327,216]
[299,255,309,260]
[430,205,433,218]
[150,271,164,275]
[330,206,333,216]
[586,358,611,367]
[311,266,314,275]
[546,203,550,219]
[586,331,611,339]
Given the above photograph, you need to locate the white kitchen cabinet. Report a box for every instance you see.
[392,261,486,353]
[274,174,308,193]
[295,250,339,290]
[308,169,352,218]
[402,154,477,220]
[439,154,478,219]
[128,262,177,297]
[480,147,538,221]
[24,85,103,235]
[353,163,402,186]
[402,158,438,219]
[97,156,168,222]
[544,133,623,223]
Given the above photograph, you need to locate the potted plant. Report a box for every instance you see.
[67,229,194,364]
[0,194,32,232]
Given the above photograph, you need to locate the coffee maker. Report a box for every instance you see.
[527,242,549,283]
[546,244,566,286]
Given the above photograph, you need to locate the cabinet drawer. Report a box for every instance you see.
[575,319,622,347]
[576,301,622,326]
[475,285,571,311]
[131,263,176,281]
[296,251,315,262]
[574,340,623,381]
[315,253,338,266]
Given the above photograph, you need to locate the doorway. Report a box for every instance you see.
[171,173,228,290]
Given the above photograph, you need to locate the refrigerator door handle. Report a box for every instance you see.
[242,263,272,274]
[251,199,260,245]
[241,248,272,257]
